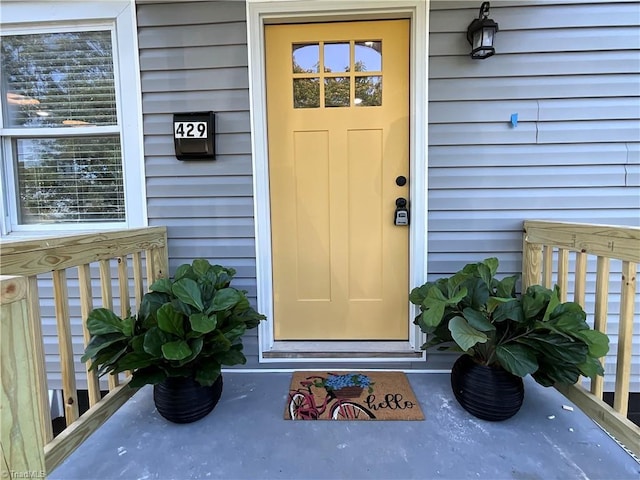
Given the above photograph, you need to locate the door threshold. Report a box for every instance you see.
[263,341,423,359]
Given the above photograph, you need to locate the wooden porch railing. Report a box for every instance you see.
[0,227,168,476]
[522,220,639,457]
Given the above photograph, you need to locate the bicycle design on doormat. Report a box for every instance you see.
[288,373,376,420]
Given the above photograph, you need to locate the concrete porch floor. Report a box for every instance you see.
[50,372,639,480]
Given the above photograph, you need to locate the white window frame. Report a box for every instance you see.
[0,1,147,236]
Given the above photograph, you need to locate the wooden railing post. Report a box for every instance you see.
[1,275,46,479]
[522,234,542,292]
[146,230,169,283]
[26,276,53,443]
[614,261,637,415]
[78,264,102,408]
[591,256,610,398]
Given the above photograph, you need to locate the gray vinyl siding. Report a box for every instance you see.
[428,0,640,276]
[134,1,639,384]
[428,1,640,390]
[136,1,260,367]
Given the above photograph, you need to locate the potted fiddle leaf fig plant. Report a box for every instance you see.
[82,258,266,423]
[410,257,609,421]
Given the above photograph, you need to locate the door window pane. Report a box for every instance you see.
[294,78,320,108]
[292,43,319,73]
[355,76,382,107]
[1,31,117,128]
[325,77,350,107]
[355,41,382,72]
[16,136,124,224]
[324,43,350,73]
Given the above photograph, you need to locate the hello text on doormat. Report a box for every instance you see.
[284,371,424,421]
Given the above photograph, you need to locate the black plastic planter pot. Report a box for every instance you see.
[450,355,524,421]
[153,374,223,424]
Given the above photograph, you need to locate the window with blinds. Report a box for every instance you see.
[1,29,125,225]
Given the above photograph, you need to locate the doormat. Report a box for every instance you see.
[284,371,424,420]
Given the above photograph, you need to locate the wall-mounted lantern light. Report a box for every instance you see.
[466,2,499,59]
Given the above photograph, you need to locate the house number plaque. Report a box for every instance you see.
[173,111,215,160]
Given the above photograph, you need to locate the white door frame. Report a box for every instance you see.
[246,0,429,363]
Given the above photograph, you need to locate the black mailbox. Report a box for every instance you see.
[173,111,215,160]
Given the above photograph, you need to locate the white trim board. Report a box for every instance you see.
[246,0,429,364]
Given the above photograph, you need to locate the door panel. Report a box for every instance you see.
[266,20,410,340]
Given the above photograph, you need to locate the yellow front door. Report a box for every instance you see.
[266,20,410,340]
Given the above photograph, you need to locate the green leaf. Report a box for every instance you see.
[199,281,215,305]
[448,316,488,352]
[93,346,129,376]
[202,330,232,354]
[190,312,217,334]
[462,308,495,332]
[213,266,235,289]
[149,278,172,294]
[161,340,192,361]
[172,278,204,311]
[112,352,155,373]
[495,344,539,377]
[542,286,561,322]
[130,335,146,354]
[129,367,166,387]
[496,275,518,298]
[578,356,605,378]
[178,337,204,365]
[241,309,266,329]
[217,347,247,366]
[419,304,445,329]
[447,286,468,305]
[121,316,135,337]
[81,333,126,363]
[533,362,581,386]
[418,284,466,329]
[477,262,493,291]
[518,333,589,366]
[447,272,468,298]
[487,296,515,314]
[492,299,523,323]
[171,298,192,317]
[195,360,222,387]
[548,303,588,331]
[192,258,212,276]
[211,288,242,311]
[463,278,489,310]
[575,329,610,358]
[483,257,499,276]
[409,283,431,305]
[224,324,247,342]
[86,308,127,335]
[138,291,170,325]
[157,303,185,337]
[174,264,195,281]
[522,285,551,320]
[422,284,447,304]
[143,327,168,357]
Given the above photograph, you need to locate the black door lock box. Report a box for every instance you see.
[173,111,215,160]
